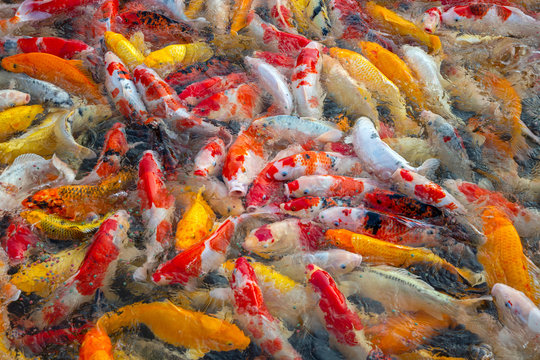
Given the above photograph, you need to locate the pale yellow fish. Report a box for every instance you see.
[0,105,44,142]
[143,43,213,72]
[104,31,145,70]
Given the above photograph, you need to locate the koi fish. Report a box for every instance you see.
[133,151,175,281]
[249,115,344,143]
[361,188,443,220]
[22,170,134,220]
[325,229,480,285]
[87,0,118,39]
[104,31,145,70]
[175,189,215,251]
[180,177,246,216]
[0,36,94,59]
[80,301,250,359]
[242,218,324,258]
[178,73,248,106]
[143,42,213,73]
[330,47,419,136]
[78,122,129,185]
[116,10,194,43]
[103,52,149,124]
[245,56,293,115]
[284,175,376,198]
[364,1,441,53]
[229,257,302,359]
[0,109,96,165]
[280,195,357,218]
[192,83,261,122]
[291,41,323,118]
[28,210,130,328]
[10,243,88,297]
[0,104,44,142]
[253,51,296,75]
[246,151,360,210]
[22,210,110,241]
[478,207,540,305]
[424,4,539,37]
[1,53,106,105]
[492,283,540,334]
[352,117,439,180]
[152,217,237,287]
[230,0,255,34]
[321,55,379,123]
[164,57,237,91]
[306,264,389,360]
[4,220,39,264]
[0,70,73,108]
[193,137,226,177]
[0,90,30,111]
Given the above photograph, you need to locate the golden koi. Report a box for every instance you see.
[104,31,145,70]
[175,190,215,251]
[0,105,44,142]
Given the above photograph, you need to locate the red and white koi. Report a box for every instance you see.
[267,0,296,33]
[132,64,203,130]
[0,36,94,59]
[492,283,540,335]
[245,56,294,115]
[246,151,360,210]
[351,117,439,180]
[4,220,39,265]
[152,217,237,288]
[280,195,355,218]
[243,218,324,258]
[193,137,227,178]
[317,206,446,246]
[28,210,130,329]
[246,13,311,55]
[104,51,148,124]
[88,0,118,39]
[0,89,30,111]
[284,175,377,198]
[253,51,296,77]
[230,257,302,360]
[291,41,323,118]
[178,73,248,106]
[77,122,129,185]
[392,168,466,214]
[306,264,389,360]
[133,151,175,282]
[192,83,261,122]
[423,4,539,37]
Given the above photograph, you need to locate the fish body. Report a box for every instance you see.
[243,219,324,258]
[0,36,94,59]
[133,151,175,281]
[88,0,118,39]
[4,221,39,264]
[352,117,438,180]
[29,211,130,328]
[175,190,215,251]
[230,257,302,359]
[152,217,237,287]
[193,137,226,177]
[285,175,376,199]
[79,326,113,360]
[0,104,43,142]
[178,73,248,106]
[280,195,356,218]
[246,56,293,115]
[492,283,540,334]
[1,53,106,105]
[182,177,246,216]
[22,210,110,240]
[104,52,149,124]
[0,89,30,111]
[104,31,144,70]
[230,0,255,34]
[250,115,343,143]
[307,264,387,360]
[0,70,73,108]
[143,42,213,72]
[291,41,323,118]
[247,14,311,55]
[0,109,95,165]
[362,188,442,220]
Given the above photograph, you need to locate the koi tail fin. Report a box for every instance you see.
[416,158,440,178]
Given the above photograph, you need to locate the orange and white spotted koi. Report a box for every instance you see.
[178,73,248,106]
[104,51,149,124]
[306,264,390,360]
[78,122,129,185]
[193,137,227,177]
[192,83,261,122]
[284,175,377,198]
[291,41,323,118]
[246,151,359,210]
[280,196,356,218]
[133,151,175,281]
[152,217,237,288]
[243,218,324,258]
[132,64,203,130]
[230,257,302,360]
[28,210,130,329]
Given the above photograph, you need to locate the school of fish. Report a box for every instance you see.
[0,0,538,359]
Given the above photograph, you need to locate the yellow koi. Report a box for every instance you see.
[365,1,441,54]
[143,43,214,71]
[230,0,255,34]
[175,190,216,251]
[21,210,112,241]
[10,243,88,297]
[104,31,145,70]
[0,105,44,142]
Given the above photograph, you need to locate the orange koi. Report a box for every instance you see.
[230,0,255,34]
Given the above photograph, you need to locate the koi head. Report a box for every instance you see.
[230,257,269,316]
[1,54,32,74]
[22,188,62,211]
[422,7,442,33]
[245,177,282,212]
[137,151,174,210]
[492,283,540,334]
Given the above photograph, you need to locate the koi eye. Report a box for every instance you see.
[505,301,512,308]
[304,190,309,194]
[333,221,339,226]
[281,171,287,177]
[340,264,346,269]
